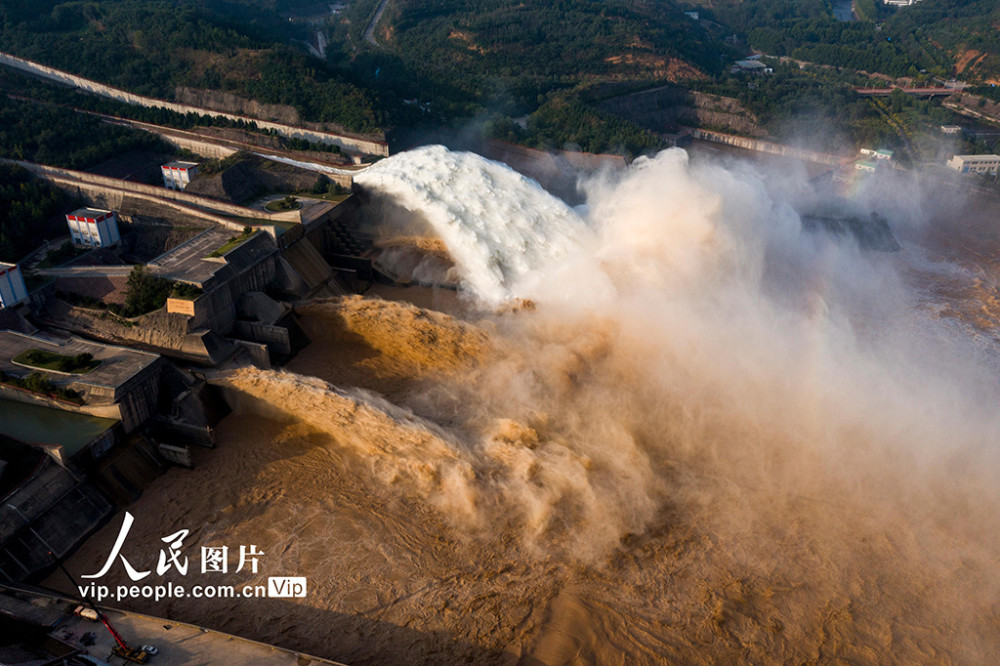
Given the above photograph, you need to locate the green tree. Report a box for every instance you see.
[121,265,174,318]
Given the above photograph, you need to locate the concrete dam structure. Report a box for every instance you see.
[2,158,304,229]
[690,128,848,166]
[0,457,112,581]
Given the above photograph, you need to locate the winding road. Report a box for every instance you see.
[364,0,391,47]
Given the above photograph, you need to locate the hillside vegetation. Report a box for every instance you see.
[343,0,727,114]
[705,0,1000,80]
[327,0,732,154]
[887,0,1000,82]
[0,164,68,263]
[2,0,999,159]
[0,93,168,168]
[0,0,384,134]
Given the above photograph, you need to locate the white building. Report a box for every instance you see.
[161,161,199,191]
[0,262,28,308]
[940,125,962,135]
[947,154,1000,175]
[66,208,121,248]
[733,59,774,74]
[860,148,894,161]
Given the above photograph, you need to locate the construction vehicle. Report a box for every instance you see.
[54,555,157,663]
[99,611,154,663]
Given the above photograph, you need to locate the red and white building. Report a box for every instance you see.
[161,161,199,191]
[66,208,121,248]
[0,262,28,308]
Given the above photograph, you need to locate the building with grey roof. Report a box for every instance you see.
[0,263,27,309]
[66,207,121,248]
[0,331,162,433]
[161,160,199,191]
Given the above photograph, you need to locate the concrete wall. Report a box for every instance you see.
[146,128,239,160]
[689,128,846,166]
[280,237,333,292]
[233,338,273,368]
[114,362,163,433]
[0,364,161,433]
[112,117,355,189]
[3,159,301,224]
[233,321,292,355]
[27,281,55,311]
[0,382,123,422]
[170,238,279,335]
[49,304,208,362]
[188,285,236,334]
[6,161,244,232]
[276,223,307,251]
[0,51,389,157]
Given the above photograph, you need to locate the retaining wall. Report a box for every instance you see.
[142,128,239,160]
[0,51,389,157]
[109,117,356,188]
[689,128,847,166]
[233,321,292,356]
[3,159,300,224]
[0,383,122,421]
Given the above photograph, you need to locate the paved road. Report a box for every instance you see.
[856,87,955,97]
[34,266,135,278]
[364,0,391,47]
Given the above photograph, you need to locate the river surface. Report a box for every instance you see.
[50,146,1000,665]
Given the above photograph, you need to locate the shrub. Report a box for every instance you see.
[118,265,173,317]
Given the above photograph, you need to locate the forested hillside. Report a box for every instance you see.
[0,93,169,168]
[355,0,727,114]
[0,164,68,263]
[704,0,1000,80]
[0,0,384,134]
[321,0,732,154]
[1,0,997,158]
[886,0,1000,82]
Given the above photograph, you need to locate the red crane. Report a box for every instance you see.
[52,553,156,663]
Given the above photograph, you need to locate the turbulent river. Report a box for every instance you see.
[54,145,1000,664]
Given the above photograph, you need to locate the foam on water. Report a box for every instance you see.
[59,143,1000,664]
[356,144,589,303]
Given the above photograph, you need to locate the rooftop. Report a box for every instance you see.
[147,228,234,286]
[951,154,1000,160]
[68,207,112,219]
[163,160,199,170]
[148,228,275,289]
[0,331,159,395]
